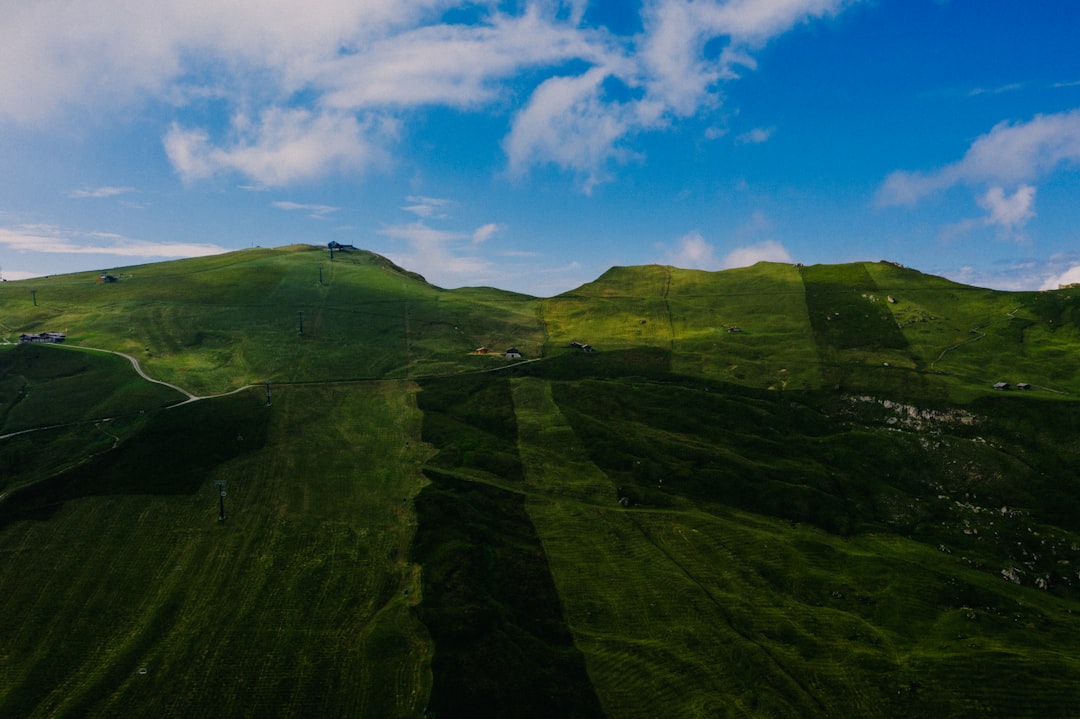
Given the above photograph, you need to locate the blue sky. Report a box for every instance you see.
[2,0,1079,296]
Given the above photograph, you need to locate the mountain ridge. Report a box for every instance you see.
[3,244,1080,717]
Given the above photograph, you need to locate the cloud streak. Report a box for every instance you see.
[67,186,136,199]
[0,224,227,259]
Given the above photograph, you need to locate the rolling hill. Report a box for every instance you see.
[2,244,1080,718]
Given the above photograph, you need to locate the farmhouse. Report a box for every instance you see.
[993,382,1010,391]
[98,274,119,283]
[505,347,522,359]
[1017,383,1032,390]
[473,347,490,355]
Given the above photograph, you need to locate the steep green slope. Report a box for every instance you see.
[4,248,1080,718]
[0,383,432,718]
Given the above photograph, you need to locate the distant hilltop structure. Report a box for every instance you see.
[1059,282,1080,290]
[20,332,66,343]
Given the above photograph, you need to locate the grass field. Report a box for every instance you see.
[4,248,1080,717]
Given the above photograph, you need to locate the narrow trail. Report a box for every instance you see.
[930,306,1021,371]
[74,345,198,400]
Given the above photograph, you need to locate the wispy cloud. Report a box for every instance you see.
[472,223,504,244]
[878,109,1080,236]
[402,196,453,219]
[878,109,1080,205]
[67,186,136,199]
[941,254,1080,292]
[736,127,774,145]
[377,221,490,285]
[272,201,341,219]
[0,224,227,259]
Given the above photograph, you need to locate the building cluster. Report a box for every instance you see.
[19,332,66,343]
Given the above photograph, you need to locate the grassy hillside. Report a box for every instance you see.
[3,248,1080,717]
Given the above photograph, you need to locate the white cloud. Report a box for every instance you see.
[0,0,449,124]
[377,218,491,285]
[504,66,640,193]
[317,8,612,110]
[68,186,136,199]
[272,201,341,219]
[165,108,386,186]
[934,253,1080,292]
[977,185,1035,231]
[722,239,792,268]
[666,231,718,269]
[878,109,1080,205]
[472,223,504,244]
[0,224,227,258]
[402,196,453,218]
[3,0,862,189]
[1043,264,1080,290]
[736,127,774,144]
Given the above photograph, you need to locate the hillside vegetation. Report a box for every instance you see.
[3,245,1080,717]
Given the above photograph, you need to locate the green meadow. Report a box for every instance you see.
[3,246,1080,717]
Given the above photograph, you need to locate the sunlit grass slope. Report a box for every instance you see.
[545,259,1080,400]
[0,245,543,395]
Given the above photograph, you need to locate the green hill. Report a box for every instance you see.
[3,247,1080,717]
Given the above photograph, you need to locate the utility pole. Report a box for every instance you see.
[298,310,304,335]
[265,381,272,407]
[31,289,37,306]
[214,480,227,521]
[319,266,323,285]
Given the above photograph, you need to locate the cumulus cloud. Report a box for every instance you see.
[165,108,386,187]
[666,231,718,269]
[1,0,861,189]
[1041,263,1080,289]
[722,239,792,268]
[977,185,1035,231]
[1042,264,1080,290]
[504,66,642,193]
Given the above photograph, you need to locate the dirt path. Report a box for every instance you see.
[73,345,199,401]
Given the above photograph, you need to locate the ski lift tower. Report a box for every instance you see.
[215,480,227,521]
